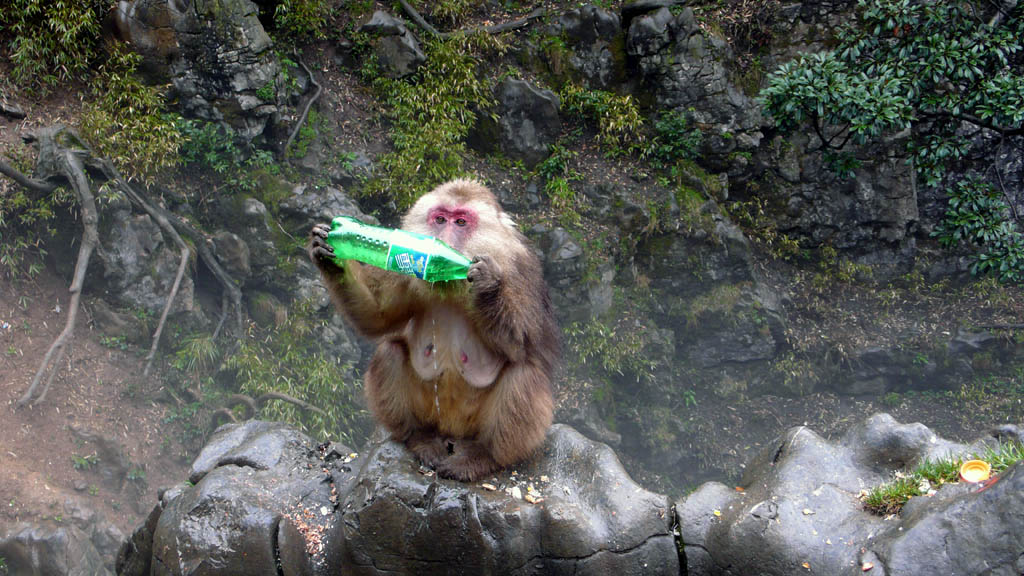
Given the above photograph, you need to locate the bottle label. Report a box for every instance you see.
[386,245,432,279]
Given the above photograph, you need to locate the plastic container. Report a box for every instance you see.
[325,215,472,282]
[959,459,991,483]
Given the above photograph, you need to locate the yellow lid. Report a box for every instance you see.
[959,459,991,483]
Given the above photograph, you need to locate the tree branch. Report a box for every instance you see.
[0,158,56,193]
[282,55,323,161]
[919,109,1024,136]
[18,131,99,407]
[398,1,545,38]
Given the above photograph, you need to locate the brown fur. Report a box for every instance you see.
[309,180,559,481]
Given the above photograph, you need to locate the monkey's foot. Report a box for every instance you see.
[436,440,501,482]
[405,430,451,468]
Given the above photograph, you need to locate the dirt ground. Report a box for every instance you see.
[0,271,190,534]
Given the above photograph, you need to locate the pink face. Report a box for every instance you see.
[427,205,478,251]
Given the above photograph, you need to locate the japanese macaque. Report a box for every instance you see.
[309,179,559,481]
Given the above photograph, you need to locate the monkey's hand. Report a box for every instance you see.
[467,255,501,293]
[309,223,341,273]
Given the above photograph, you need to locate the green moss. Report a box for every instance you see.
[684,284,743,328]
[250,170,293,211]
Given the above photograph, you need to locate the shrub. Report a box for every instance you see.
[224,300,365,445]
[80,46,183,180]
[559,82,645,157]
[537,143,582,226]
[0,149,71,280]
[273,0,330,42]
[761,0,1024,281]
[649,110,702,167]
[933,177,1024,283]
[366,33,503,208]
[1,0,107,89]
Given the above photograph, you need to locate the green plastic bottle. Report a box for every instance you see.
[325,215,472,282]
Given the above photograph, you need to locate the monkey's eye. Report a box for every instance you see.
[455,218,467,227]
[435,216,446,225]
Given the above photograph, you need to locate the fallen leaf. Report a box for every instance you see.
[802,561,811,569]
[802,508,815,515]
[862,561,874,571]
[713,509,722,517]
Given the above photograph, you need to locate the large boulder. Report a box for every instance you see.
[759,132,919,275]
[117,0,281,142]
[626,7,763,157]
[118,421,680,575]
[1,500,123,576]
[359,11,426,79]
[551,5,625,90]
[679,413,1024,576]
[89,191,198,317]
[470,78,562,169]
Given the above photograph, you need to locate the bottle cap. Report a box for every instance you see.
[959,459,991,483]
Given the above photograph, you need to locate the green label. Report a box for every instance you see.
[387,245,431,279]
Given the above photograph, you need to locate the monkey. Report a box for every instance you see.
[308,179,559,481]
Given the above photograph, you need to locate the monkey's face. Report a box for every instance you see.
[426,205,478,252]
[404,180,519,261]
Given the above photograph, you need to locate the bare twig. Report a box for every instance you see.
[257,391,328,416]
[398,0,442,37]
[974,323,1024,330]
[282,55,323,160]
[213,391,328,431]
[144,246,190,376]
[65,136,195,378]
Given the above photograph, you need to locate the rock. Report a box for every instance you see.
[116,497,165,576]
[148,422,354,574]
[0,523,113,576]
[91,196,198,317]
[327,424,678,575]
[679,413,1020,576]
[69,426,132,492]
[237,197,278,278]
[121,421,680,575]
[361,11,426,78]
[118,0,281,142]
[538,226,588,320]
[280,184,380,233]
[627,8,763,157]
[546,5,625,89]
[762,132,919,276]
[247,291,288,328]
[1,500,122,575]
[0,92,26,119]
[470,78,561,168]
[213,230,252,281]
[621,0,687,27]
[87,298,152,345]
[328,151,375,188]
